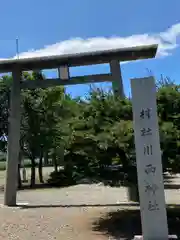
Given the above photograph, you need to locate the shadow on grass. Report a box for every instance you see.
[92,206,180,240]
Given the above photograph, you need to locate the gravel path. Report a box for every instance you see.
[0,184,179,239]
[0,204,109,240]
[0,185,123,240]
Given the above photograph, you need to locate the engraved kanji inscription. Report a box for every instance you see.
[144,145,153,156]
[144,164,156,175]
[140,108,152,120]
[144,181,158,196]
[141,128,152,136]
[148,200,159,211]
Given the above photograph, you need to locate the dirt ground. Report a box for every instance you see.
[0,170,180,239]
[0,184,179,239]
[0,204,110,240]
[0,185,127,240]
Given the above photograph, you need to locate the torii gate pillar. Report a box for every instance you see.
[110,60,124,98]
[4,68,21,206]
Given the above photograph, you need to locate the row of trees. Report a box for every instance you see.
[0,72,180,188]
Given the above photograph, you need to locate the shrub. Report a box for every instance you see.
[47,169,77,187]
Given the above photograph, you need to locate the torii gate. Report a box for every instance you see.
[0,44,157,206]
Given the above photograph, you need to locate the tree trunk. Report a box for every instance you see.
[30,157,36,187]
[18,163,22,189]
[44,151,49,166]
[17,151,22,189]
[38,147,44,183]
[52,152,58,173]
[117,148,129,172]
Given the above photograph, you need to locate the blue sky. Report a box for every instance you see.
[0,0,180,97]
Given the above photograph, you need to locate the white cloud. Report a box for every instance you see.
[11,22,180,60]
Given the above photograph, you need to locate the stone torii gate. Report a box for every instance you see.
[0,44,157,206]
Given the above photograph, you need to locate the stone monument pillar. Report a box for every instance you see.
[131,77,169,240]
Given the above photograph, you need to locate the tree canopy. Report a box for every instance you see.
[0,72,179,187]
